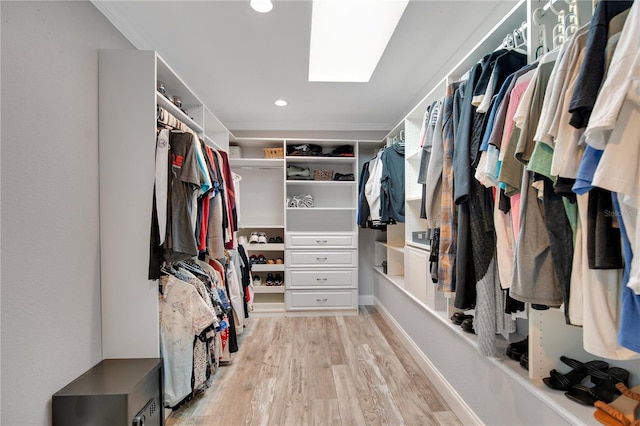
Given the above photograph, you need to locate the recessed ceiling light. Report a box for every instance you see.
[250,0,273,13]
[275,99,288,107]
[309,0,409,82]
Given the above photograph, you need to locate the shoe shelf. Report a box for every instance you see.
[285,180,356,186]
[252,286,285,294]
[251,264,285,272]
[286,207,357,211]
[373,265,406,290]
[244,243,285,251]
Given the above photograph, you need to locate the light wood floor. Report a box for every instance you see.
[166,305,462,426]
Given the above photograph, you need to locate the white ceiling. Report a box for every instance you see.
[93,0,519,140]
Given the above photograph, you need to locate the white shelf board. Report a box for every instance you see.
[373,266,406,288]
[384,244,405,254]
[252,285,285,294]
[286,207,356,211]
[285,156,356,163]
[251,264,285,272]
[244,243,285,251]
[239,224,284,229]
[156,91,203,133]
[406,241,430,251]
[229,158,284,168]
[286,180,356,186]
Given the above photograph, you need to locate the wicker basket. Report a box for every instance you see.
[263,147,284,158]
[313,169,334,181]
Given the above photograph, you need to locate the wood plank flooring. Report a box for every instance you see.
[166,306,462,426]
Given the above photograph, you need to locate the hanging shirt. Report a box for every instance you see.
[159,275,216,407]
[438,82,460,293]
[155,129,170,245]
[568,0,634,129]
[380,142,405,223]
[164,131,204,262]
[364,149,384,223]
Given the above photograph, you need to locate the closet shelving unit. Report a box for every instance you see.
[228,138,362,315]
[98,50,230,359]
[284,140,360,315]
[228,138,286,315]
[371,1,639,425]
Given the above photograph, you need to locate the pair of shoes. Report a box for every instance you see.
[252,254,266,264]
[566,366,630,406]
[594,383,640,426]
[333,172,355,181]
[506,337,528,361]
[520,353,529,371]
[252,275,262,286]
[543,356,609,391]
[268,236,283,243]
[460,318,475,334]
[249,232,268,243]
[265,273,284,286]
[450,311,473,325]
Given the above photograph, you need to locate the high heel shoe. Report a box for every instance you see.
[594,383,640,426]
[565,367,630,406]
[543,356,609,391]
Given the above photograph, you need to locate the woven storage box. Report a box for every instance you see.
[263,147,284,158]
[313,169,334,181]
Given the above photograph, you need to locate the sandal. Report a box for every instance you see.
[594,384,640,426]
[565,367,630,406]
[543,357,609,391]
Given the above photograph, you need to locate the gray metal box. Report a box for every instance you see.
[52,358,163,426]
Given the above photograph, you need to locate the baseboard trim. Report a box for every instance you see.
[359,294,375,306]
[374,297,484,426]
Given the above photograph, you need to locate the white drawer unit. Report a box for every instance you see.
[285,269,357,289]
[286,233,356,249]
[286,290,358,310]
[285,250,357,268]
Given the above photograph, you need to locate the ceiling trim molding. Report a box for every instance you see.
[225,121,394,132]
[91,1,156,51]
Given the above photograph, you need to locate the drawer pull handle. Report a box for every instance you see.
[316,298,328,303]
[316,278,328,282]
[316,257,327,262]
[316,240,328,244]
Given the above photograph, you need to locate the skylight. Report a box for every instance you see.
[309,0,409,83]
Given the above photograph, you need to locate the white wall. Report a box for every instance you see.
[1,2,133,424]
